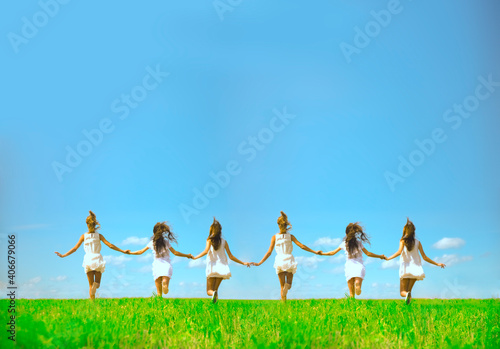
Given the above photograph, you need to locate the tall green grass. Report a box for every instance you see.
[1,298,498,348]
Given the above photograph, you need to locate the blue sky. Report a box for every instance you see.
[1,0,499,300]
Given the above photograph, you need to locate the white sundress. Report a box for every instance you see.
[82,232,106,274]
[273,233,297,274]
[339,240,365,282]
[206,239,231,279]
[147,240,173,281]
[399,239,425,280]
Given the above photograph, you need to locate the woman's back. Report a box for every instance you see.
[401,239,422,265]
[208,239,227,263]
[275,233,293,256]
[83,232,101,254]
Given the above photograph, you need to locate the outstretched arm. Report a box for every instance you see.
[170,246,193,259]
[291,235,319,254]
[128,246,149,255]
[362,247,386,260]
[385,241,404,261]
[192,240,210,260]
[54,234,84,258]
[319,247,341,256]
[225,242,249,267]
[419,243,445,268]
[100,235,129,254]
[254,235,276,266]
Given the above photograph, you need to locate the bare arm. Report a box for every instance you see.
[385,240,404,261]
[192,240,210,260]
[54,234,84,258]
[362,247,386,260]
[291,235,319,254]
[128,246,149,255]
[419,243,445,268]
[225,242,249,267]
[319,247,341,256]
[170,246,193,259]
[100,235,128,254]
[254,235,276,266]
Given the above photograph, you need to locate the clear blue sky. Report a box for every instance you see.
[1,0,499,299]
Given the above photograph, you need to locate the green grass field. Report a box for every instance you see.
[1,298,499,348]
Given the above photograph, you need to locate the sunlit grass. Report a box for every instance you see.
[1,298,498,348]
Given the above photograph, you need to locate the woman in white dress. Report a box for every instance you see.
[253,211,320,301]
[192,218,250,303]
[319,223,385,298]
[385,218,446,304]
[55,211,129,300]
[127,222,193,296]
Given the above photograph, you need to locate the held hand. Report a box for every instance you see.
[438,263,446,269]
[124,250,131,254]
[250,262,259,267]
[187,254,194,259]
[317,250,323,256]
[54,252,63,258]
[244,262,251,268]
[380,255,387,260]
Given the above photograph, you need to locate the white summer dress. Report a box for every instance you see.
[147,240,173,280]
[399,239,425,280]
[82,232,106,274]
[206,239,231,279]
[273,233,297,274]
[339,240,365,282]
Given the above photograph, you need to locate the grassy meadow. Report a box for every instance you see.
[1,298,499,348]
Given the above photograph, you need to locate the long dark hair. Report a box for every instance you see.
[401,218,416,251]
[86,211,100,233]
[152,222,177,256]
[208,218,222,250]
[277,211,292,233]
[345,222,370,257]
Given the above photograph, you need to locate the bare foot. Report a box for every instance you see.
[162,280,169,294]
[91,282,98,298]
[282,283,291,301]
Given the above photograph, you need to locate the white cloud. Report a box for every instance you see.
[434,254,473,267]
[296,256,325,270]
[372,282,398,289]
[29,277,42,284]
[122,236,149,246]
[137,265,152,274]
[50,276,67,282]
[381,259,399,269]
[330,266,344,274]
[103,255,132,267]
[188,259,205,268]
[432,237,465,249]
[313,237,342,248]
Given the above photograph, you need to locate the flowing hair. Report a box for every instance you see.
[152,222,177,256]
[277,211,292,233]
[86,211,100,233]
[345,222,370,257]
[401,218,416,251]
[208,218,222,251]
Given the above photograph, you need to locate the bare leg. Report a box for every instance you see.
[86,271,95,299]
[155,277,163,296]
[407,279,417,294]
[162,277,171,294]
[213,278,223,293]
[354,278,363,296]
[400,278,410,297]
[206,277,216,296]
[347,278,355,298]
[286,273,294,289]
[278,272,287,300]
